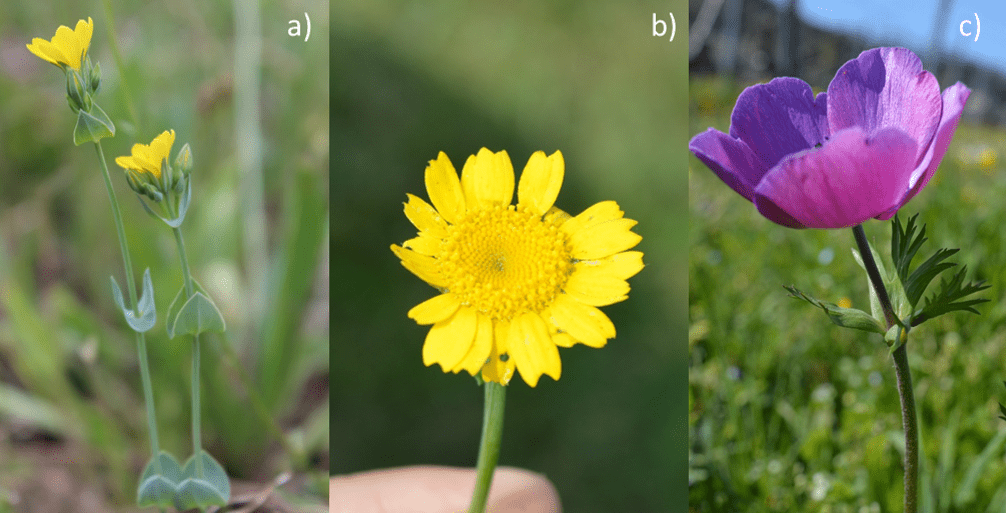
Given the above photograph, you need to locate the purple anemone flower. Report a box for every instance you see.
[690,47,970,229]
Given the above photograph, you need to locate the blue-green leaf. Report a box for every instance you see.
[166,279,213,339]
[136,451,183,507]
[109,269,156,333]
[171,291,226,338]
[174,450,230,508]
[72,103,115,146]
[135,179,191,228]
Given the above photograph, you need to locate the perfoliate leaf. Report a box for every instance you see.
[784,285,885,334]
[108,269,156,333]
[135,179,192,228]
[166,278,216,339]
[170,291,226,338]
[72,103,115,146]
[912,266,989,326]
[136,451,183,507]
[174,450,230,509]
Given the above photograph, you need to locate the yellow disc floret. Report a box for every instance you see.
[440,204,572,321]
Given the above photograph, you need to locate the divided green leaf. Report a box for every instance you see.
[912,266,989,326]
[784,285,885,334]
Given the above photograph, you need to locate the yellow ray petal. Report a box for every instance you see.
[425,152,466,224]
[568,218,641,260]
[547,294,615,348]
[461,148,514,208]
[391,245,447,289]
[452,312,493,375]
[563,268,631,307]
[403,194,449,238]
[561,201,624,236]
[517,150,564,216]
[422,307,477,371]
[575,251,645,279]
[407,293,460,325]
[402,233,441,256]
[507,312,561,387]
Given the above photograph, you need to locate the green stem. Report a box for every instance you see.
[851,225,917,513]
[468,382,507,513]
[173,227,204,479]
[93,142,162,473]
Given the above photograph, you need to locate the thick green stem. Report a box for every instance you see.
[93,142,162,472]
[851,225,917,513]
[468,382,507,513]
[173,227,204,479]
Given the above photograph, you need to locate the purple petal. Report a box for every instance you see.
[875,82,971,219]
[689,128,766,201]
[828,47,942,167]
[754,126,918,229]
[728,77,829,171]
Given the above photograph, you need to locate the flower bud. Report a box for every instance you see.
[174,173,187,195]
[174,143,193,176]
[65,71,85,112]
[142,183,163,203]
[89,59,101,94]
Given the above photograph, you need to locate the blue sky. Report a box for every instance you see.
[765,0,1006,76]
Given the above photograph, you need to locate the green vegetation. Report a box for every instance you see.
[1,1,328,510]
[689,75,1006,512]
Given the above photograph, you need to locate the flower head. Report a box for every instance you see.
[690,47,970,229]
[26,17,94,71]
[391,149,643,387]
[116,130,176,181]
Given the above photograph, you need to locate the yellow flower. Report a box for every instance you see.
[391,148,643,387]
[26,17,94,71]
[115,130,176,180]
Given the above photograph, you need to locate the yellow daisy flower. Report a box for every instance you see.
[26,17,94,71]
[115,130,176,181]
[391,148,643,387]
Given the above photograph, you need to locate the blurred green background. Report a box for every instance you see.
[689,74,1006,510]
[1,0,328,510]
[333,1,689,511]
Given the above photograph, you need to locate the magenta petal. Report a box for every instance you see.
[828,47,942,167]
[689,129,766,202]
[754,127,918,229]
[875,82,971,220]
[728,77,829,171]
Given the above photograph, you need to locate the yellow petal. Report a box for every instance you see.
[517,150,564,215]
[407,294,460,325]
[453,312,493,375]
[575,251,645,279]
[564,268,631,307]
[547,294,615,348]
[481,350,515,385]
[561,201,624,236]
[403,194,448,238]
[391,245,447,289]
[507,312,561,387]
[402,233,441,256]
[422,307,477,371]
[461,148,514,208]
[425,152,466,224]
[562,252,644,306]
[568,218,641,260]
[26,38,65,66]
[552,332,576,348]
